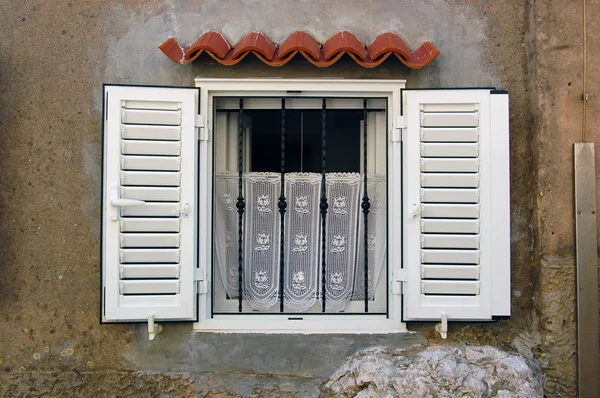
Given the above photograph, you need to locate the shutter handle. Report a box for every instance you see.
[111,198,146,207]
[108,185,146,221]
[109,198,145,221]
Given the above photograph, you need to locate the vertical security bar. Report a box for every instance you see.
[320,99,328,312]
[362,99,370,312]
[278,99,287,312]
[237,98,245,313]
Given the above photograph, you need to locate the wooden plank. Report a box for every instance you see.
[574,143,600,398]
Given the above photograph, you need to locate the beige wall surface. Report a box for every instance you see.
[0,0,595,396]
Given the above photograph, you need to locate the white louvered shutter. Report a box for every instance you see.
[102,85,199,322]
[403,89,510,321]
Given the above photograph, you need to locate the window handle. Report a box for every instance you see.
[111,198,146,207]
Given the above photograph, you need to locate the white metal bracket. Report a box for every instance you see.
[195,114,208,141]
[147,315,163,341]
[435,313,448,339]
[393,268,407,294]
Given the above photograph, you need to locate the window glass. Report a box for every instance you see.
[212,98,387,314]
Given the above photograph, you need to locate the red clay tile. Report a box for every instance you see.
[232,32,276,61]
[323,31,366,60]
[279,31,321,60]
[368,32,410,60]
[159,31,439,69]
[186,31,230,60]
[159,38,185,63]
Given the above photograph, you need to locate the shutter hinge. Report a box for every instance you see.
[195,114,208,141]
[393,268,407,294]
[391,115,406,143]
[195,267,207,294]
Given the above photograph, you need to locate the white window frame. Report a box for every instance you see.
[193,78,407,333]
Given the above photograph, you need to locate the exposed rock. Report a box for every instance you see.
[321,345,543,397]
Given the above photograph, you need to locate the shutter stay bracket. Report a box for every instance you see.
[195,114,208,141]
[435,313,448,340]
[147,314,163,341]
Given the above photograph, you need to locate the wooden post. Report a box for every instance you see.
[574,143,599,398]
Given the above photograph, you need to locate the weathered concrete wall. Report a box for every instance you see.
[0,0,578,395]
[530,0,600,396]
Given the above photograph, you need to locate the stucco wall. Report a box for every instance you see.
[0,0,591,396]
[531,0,600,396]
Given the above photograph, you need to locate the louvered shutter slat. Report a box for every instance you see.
[421,189,479,203]
[121,125,182,140]
[421,143,479,157]
[421,173,479,188]
[421,103,479,112]
[122,100,182,111]
[120,280,181,295]
[120,187,181,202]
[421,128,479,142]
[121,140,181,156]
[103,85,198,323]
[420,112,479,127]
[120,233,181,248]
[120,264,180,279]
[120,171,181,186]
[120,218,181,232]
[421,158,479,172]
[421,219,480,234]
[421,234,480,249]
[421,265,480,280]
[120,248,181,264]
[421,204,480,218]
[404,89,510,322]
[421,249,480,264]
[421,280,480,295]
[122,109,182,125]
[121,156,181,171]
[120,203,180,217]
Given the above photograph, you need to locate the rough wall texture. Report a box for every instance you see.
[0,0,588,396]
[531,0,599,396]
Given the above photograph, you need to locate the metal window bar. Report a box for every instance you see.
[320,99,328,312]
[237,98,245,313]
[362,99,370,312]
[278,99,287,312]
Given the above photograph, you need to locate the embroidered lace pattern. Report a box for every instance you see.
[215,172,386,312]
[352,174,387,300]
[214,172,241,298]
[283,173,322,312]
[243,172,281,310]
[324,173,361,312]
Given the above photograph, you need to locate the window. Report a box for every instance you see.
[212,99,388,315]
[101,80,510,336]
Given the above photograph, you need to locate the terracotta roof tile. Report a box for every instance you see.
[159,31,439,69]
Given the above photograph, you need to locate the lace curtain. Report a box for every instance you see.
[243,173,281,310]
[283,173,322,312]
[215,172,386,312]
[352,175,387,300]
[214,172,241,299]
[324,173,362,311]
